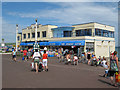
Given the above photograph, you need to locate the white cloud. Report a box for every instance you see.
[2,19,16,43]
[2,19,24,43]
[7,2,118,24]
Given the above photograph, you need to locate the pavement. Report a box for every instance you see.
[2,54,120,88]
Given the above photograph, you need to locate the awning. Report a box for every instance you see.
[20,40,85,46]
[59,40,85,46]
[20,42,35,46]
[40,40,85,46]
[39,42,48,46]
[20,42,27,46]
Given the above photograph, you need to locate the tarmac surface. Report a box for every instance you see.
[2,54,120,88]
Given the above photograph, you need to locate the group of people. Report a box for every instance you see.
[80,51,119,87]
[56,49,79,65]
[33,49,48,73]
[12,48,48,73]
[12,47,119,86]
[55,48,119,87]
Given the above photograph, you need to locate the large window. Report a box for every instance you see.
[111,31,114,38]
[86,42,94,52]
[76,29,92,36]
[103,30,108,37]
[95,28,114,38]
[95,29,101,36]
[28,33,30,38]
[17,36,20,41]
[42,31,46,37]
[76,30,80,36]
[37,32,40,37]
[85,29,92,36]
[32,33,35,38]
[23,34,26,39]
[63,31,72,37]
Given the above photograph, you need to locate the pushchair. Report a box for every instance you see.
[31,61,43,72]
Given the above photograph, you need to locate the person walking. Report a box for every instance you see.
[103,62,109,77]
[33,49,41,73]
[27,49,31,59]
[66,52,71,65]
[23,49,27,61]
[101,57,107,67]
[109,51,119,87]
[73,54,78,65]
[87,51,91,65]
[42,50,48,72]
[12,49,17,62]
[92,55,97,66]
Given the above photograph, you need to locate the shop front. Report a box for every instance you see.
[20,40,85,54]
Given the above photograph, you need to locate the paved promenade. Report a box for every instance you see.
[2,54,119,88]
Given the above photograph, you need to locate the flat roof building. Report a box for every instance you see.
[18,22,115,58]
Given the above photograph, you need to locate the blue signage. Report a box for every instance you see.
[20,40,85,46]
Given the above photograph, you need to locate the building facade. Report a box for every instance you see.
[17,33,22,47]
[18,22,115,58]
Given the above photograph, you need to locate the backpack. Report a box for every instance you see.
[22,57,24,60]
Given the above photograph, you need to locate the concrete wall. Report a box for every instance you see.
[95,40,115,58]
[22,25,57,42]
[17,33,22,46]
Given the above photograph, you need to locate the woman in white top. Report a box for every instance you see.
[33,49,41,73]
[73,54,78,65]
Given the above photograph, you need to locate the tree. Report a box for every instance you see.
[2,38,4,42]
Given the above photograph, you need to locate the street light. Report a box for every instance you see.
[35,18,37,44]
[33,19,40,52]
[16,24,18,52]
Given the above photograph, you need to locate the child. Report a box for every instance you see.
[42,50,48,72]
[103,62,109,77]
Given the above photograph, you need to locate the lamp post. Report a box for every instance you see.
[16,24,18,52]
[35,19,37,44]
[33,19,40,52]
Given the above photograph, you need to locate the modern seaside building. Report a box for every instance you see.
[17,22,115,58]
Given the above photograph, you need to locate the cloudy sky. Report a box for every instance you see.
[1,1,119,46]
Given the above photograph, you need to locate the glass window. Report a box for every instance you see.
[17,36,19,41]
[42,31,46,37]
[63,31,72,37]
[95,29,101,36]
[113,32,115,38]
[76,30,80,36]
[110,32,112,37]
[95,29,99,36]
[111,32,114,38]
[108,31,111,37]
[28,33,30,38]
[102,30,109,37]
[106,31,109,37]
[76,29,92,36]
[85,29,92,36]
[32,33,35,38]
[81,30,85,36]
[37,32,40,37]
[86,42,94,52]
[23,34,26,39]
[95,28,114,38]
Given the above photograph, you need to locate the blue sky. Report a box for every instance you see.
[1,2,118,46]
